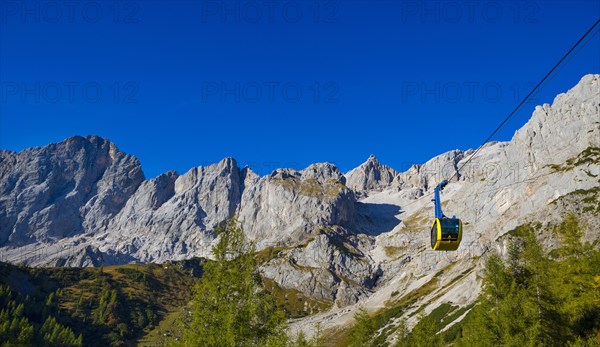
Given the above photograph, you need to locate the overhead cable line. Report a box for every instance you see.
[446,18,600,183]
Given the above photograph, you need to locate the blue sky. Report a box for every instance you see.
[1,1,599,178]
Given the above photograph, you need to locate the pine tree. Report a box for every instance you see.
[458,253,514,347]
[553,214,600,342]
[458,222,585,347]
[518,228,565,346]
[40,316,82,347]
[348,307,376,347]
[181,219,288,347]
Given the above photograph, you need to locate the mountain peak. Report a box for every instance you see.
[364,154,380,165]
[345,155,399,195]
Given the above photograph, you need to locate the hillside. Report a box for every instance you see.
[0,259,203,346]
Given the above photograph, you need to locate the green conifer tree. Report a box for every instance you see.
[181,219,288,347]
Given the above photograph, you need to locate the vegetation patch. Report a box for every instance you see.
[322,325,352,347]
[401,212,429,232]
[387,276,439,309]
[384,246,405,258]
[550,186,600,214]
[507,222,542,238]
[438,303,474,332]
[263,278,332,318]
[439,266,474,292]
[547,146,600,172]
[342,276,441,345]
[136,305,186,346]
[423,303,457,330]
[255,245,292,264]
[271,177,345,200]
[433,261,458,279]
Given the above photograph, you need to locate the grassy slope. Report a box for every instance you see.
[0,259,203,347]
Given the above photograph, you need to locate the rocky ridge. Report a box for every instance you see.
[1,74,599,324]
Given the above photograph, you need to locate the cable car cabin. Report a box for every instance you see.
[431,217,462,251]
[430,180,462,251]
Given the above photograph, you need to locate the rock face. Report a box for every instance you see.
[1,74,599,313]
[345,155,400,195]
[0,136,144,246]
[238,163,356,247]
[101,158,242,262]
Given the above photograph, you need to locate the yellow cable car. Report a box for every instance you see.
[430,217,462,251]
[430,180,462,251]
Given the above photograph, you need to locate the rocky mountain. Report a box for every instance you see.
[0,136,145,247]
[345,154,401,195]
[1,74,599,339]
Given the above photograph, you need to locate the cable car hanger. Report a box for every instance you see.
[430,180,462,251]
